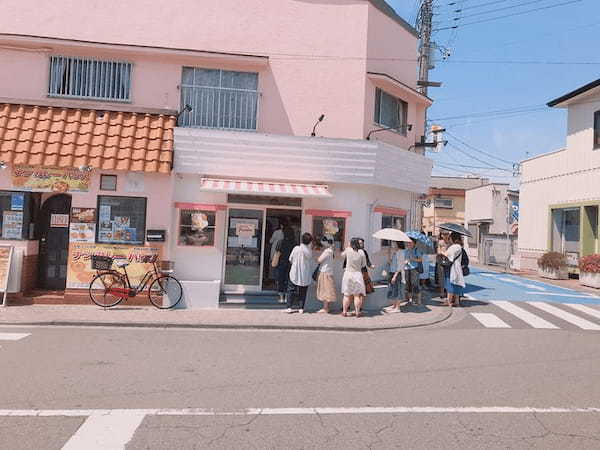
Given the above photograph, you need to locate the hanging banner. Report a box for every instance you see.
[66,243,161,289]
[0,245,14,306]
[12,165,91,192]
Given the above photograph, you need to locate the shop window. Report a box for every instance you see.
[434,198,454,209]
[178,209,216,247]
[312,216,346,250]
[551,207,581,264]
[374,88,408,135]
[381,215,406,247]
[594,110,600,150]
[0,191,39,240]
[96,196,146,245]
[100,174,117,191]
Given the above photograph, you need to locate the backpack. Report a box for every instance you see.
[452,248,470,277]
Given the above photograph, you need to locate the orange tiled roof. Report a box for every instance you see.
[0,104,176,173]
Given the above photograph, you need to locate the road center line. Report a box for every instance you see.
[0,407,599,418]
[61,411,146,450]
[527,302,600,331]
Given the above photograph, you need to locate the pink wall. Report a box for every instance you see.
[0,0,425,144]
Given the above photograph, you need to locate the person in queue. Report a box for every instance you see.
[315,236,337,313]
[436,230,450,299]
[444,232,466,307]
[341,237,367,317]
[386,241,406,312]
[286,232,314,314]
[404,237,423,306]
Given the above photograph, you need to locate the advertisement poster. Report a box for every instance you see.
[2,211,23,239]
[233,220,257,248]
[71,207,96,224]
[10,193,24,211]
[69,223,96,243]
[66,243,161,289]
[322,219,340,237]
[12,165,91,192]
[0,246,14,298]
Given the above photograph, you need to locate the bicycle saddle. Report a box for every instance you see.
[115,260,130,268]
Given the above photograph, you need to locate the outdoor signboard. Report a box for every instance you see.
[0,245,14,306]
[12,165,91,192]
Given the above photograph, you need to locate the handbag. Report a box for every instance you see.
[312,264,321,282]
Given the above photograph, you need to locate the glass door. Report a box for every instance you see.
[223,208,264,292]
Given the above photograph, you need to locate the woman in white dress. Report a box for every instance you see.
[316,236,337,313]
[341,238,367,317]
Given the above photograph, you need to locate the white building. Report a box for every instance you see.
[518,78,600,272]
[465,183,519,267]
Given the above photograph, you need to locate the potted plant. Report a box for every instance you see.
[537,252,568,280]
[579,254,600,288]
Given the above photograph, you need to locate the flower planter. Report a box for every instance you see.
[580,272,600,289]
[537,267,568,280]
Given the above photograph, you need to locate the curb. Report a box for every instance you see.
[0,309,453,333]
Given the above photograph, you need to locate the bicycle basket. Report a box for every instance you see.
[91,255,113,271]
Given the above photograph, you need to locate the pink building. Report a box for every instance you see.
[0,0,432,307]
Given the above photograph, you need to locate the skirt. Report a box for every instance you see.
[341,271,366,296]
[445,278,464,296]
[362,268,375,294]
[316,272,337,302]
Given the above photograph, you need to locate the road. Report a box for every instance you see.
[1,270,600,449]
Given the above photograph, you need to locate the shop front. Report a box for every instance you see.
[0,103,176,303]
[171,128,433,306]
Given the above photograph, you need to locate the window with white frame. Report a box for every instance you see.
[381,215,406,247]
[179,67,259,130]
[374,88,408,134]
[434,198,454,209]
[48,56,132,102]
[594,110,600,150]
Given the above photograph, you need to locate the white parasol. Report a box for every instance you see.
[372,228,411,242]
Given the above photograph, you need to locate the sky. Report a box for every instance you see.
[387,0,600,184]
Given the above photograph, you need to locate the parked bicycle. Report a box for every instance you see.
[88,255,183,309]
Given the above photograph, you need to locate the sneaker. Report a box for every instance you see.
[298,309,304,314]
[284,308,294,314]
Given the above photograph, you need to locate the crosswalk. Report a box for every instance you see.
[467,301,600,331]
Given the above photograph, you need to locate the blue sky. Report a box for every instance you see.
[387,0,600,182]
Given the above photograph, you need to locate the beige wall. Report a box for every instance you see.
[422,195,465,234]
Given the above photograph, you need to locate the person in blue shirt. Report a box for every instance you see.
[404,238,423,306]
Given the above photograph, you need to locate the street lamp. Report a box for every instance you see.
[311,114,325,136]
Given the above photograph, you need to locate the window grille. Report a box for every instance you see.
[179,67,259,130]
[48,56,132,102]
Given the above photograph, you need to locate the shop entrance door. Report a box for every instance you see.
[223,208,264,292]
[37,194,71,290]
[262,209,302,291]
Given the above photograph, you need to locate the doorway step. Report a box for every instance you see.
[219,293,286,309]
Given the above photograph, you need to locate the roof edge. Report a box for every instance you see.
[368,0,419,38]
[547,78,600,107]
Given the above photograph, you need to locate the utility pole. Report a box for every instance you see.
[417,0,434,98]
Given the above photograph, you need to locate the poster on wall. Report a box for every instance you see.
[66,243,161,289]
[2,211,23,239]
[231,219,258,248]
[0,245,14,306]
[10,193,24,211]
[12,165,91,192]
[50,214,69,228]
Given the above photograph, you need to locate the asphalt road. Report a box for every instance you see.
[1,310,599,449]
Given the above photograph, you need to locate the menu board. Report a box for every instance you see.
[69,207,96,243]
[0,245,14,306]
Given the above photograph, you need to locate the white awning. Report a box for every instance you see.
[199,178,332,198]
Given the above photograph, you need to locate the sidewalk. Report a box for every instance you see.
[0,301,452,332]
[474,263,600,295]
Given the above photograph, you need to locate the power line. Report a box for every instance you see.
[430,104,545,121]
[440,0,559,22]
[433,161,512,172]
[446,132,516,165]
[433,0,583,31]
[445,142,512,170]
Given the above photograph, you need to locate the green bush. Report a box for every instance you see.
[537,252,567,270]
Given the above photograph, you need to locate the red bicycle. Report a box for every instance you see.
[88,255,183,309]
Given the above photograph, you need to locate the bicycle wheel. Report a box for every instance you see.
[89,272,127,308]
[148,275,183,309]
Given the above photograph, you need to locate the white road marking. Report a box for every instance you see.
[0,332,30,341]
[478,273,496,277]
[62,411,145,450]
[463,294,475,300]
[565,303,600,321]
[497,277,546,291]
[491,301,559,329]
[471,313,511,328]
[0,407,599,417]
[527,302,600,331]
[526,292,599,299]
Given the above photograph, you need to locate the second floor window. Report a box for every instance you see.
[374,88,408,135]
[434,198,453,209]
[594,110,600,150]
[48,56,132,102]
[179,67,259,130]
